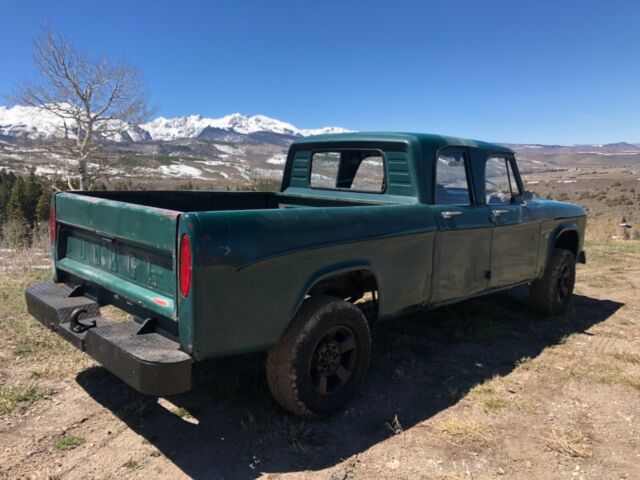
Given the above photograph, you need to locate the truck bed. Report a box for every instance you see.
[71,190,384,212]
[52,190,402,337]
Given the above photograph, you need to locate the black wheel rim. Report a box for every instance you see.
[309,325,358,396]
[556,263,573,303]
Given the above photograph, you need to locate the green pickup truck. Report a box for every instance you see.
[25,132,586,417]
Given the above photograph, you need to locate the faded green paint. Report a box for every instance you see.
[48,132,586,361]
[56,192,179,252]
[57,257,175,318]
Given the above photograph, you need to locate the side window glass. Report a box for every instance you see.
[310,152,340,188]
[351,154,385,191]
[485,157,522,204]
[435,152,471,205]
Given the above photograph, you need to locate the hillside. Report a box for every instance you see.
[1,105,640,187]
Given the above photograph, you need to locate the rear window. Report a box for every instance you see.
[310,149,385,192]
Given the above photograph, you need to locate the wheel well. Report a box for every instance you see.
[554,230,579,256]
[307,269,378,302]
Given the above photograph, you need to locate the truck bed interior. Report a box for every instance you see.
[72,190,382,211]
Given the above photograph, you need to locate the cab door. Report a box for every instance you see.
[431,148,494,303]
[484,156,540,288]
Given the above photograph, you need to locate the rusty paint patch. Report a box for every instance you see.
[157,208,180,219]
[151,297,169,307]
[61,192,180,218]
[70,194,103,204]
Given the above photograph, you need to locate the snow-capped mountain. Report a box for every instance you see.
[141,113,349,141]
[0,105,66,139]
[0,105,152,142]
[0,105,350,142]
[300,126,352,136]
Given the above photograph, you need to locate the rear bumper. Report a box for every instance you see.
[25,281,192,396]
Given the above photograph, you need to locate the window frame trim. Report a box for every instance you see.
[484,154,525,205]
[432,147,477,206]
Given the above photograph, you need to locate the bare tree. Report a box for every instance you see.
[12,27,152,189]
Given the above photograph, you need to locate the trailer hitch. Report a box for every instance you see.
[68,308,97,333]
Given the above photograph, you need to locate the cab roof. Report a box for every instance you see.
[292,131,513,154]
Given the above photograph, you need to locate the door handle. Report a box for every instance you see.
[492,209,509,217]
[441,210,463,219]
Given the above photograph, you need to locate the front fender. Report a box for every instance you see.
[538,222,581,278]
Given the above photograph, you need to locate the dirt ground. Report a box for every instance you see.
[1,235,639,479]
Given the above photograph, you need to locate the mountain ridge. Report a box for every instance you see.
[0,105,351,142]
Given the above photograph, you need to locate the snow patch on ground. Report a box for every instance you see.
[576,151,640,156]
[252,168,283,180]
[0,153,24,160]
[194,160,228,167]
[229,164,251,180]
[35,166,65,175]
[214,144,245,156]
[266,153,287,165]
[201,169,229,179]
[159,163,202,177]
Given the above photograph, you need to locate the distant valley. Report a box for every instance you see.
[1,105,639,188]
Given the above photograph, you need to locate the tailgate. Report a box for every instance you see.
[53,192,180,320]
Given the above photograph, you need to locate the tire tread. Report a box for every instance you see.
[266,296,371,418]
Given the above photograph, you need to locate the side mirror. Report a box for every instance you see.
[523,191,533,202]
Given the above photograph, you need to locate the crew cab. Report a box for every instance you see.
[25,132,586,417]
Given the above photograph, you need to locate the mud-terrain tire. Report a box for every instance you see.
[530,248,576,316]
[266,295,371,418]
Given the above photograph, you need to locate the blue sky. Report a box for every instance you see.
[1,0,638,144]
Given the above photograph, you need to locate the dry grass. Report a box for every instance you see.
[583,213,640,259]
[609,350,640,365]
[385,414,404,435]
[515,355,551,373]
[565,361,640,392]
[593,329,625,340]
[481,397,508,412]
[436,473,496,480]
[512,398,540,414]
[430,415,493,449]
[123,459,142,471]
[468,381,495,396]
[0,269,77,362]
[0,228,51,272]
[583,273,622,289]
[0,262,95,417]
[545,427,593,458]
[0,384,52,415]
[53,435,85,451]
[468,378,511,413]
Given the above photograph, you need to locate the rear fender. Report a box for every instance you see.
[290,261,380,319]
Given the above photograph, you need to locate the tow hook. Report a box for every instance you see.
[68,308,97,333]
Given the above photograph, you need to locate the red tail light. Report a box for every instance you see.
[179,234,192,298]
[49,206,56,246]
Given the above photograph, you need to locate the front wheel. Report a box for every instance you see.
[266,296,371,418]
[529,248,576,316]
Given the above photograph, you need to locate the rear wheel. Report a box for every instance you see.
[530,248,576,316]
[266,296,371,418]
